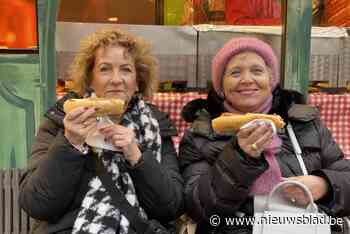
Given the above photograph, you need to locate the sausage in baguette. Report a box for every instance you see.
[212,113,285,133]
[63,98,125,117]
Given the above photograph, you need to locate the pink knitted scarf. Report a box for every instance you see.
[250,136,282,195]
[224,94,283,195]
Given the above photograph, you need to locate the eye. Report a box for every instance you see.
[230,70,240,78]
[99,65,111,73]
[121,67,132,73]
[252,68,263,75]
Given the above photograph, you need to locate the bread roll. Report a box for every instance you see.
[212,113,285,133]
[63,98,125,117]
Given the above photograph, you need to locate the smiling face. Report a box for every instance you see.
[89,45,138,102]
[222,51,272,113]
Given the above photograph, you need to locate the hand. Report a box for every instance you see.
[236,123,274,158]
[99,125,141,166]
[282,175,330,206]
[64,107,98,146]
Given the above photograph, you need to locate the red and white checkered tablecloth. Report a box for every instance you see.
[150,92,207,149]
[308,93,350,159]
[150,92,350,159]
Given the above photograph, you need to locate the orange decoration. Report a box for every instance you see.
[0,0,37,49]
[324,0,350,26]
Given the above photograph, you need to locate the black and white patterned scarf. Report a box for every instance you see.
[72,96,162,234]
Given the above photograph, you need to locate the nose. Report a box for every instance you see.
[240,71,254,83]
[110,71,124,85]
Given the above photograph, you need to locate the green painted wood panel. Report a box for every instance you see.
[37,0,60,110]
[0,55,40,168]
[0,0,59,168]
[282,0,312,96]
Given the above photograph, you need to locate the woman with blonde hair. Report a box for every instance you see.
[19,28,183,234]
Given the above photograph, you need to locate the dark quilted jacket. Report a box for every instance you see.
[19,92,184,234]
[179,87,350,234]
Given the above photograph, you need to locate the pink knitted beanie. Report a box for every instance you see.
[212,37,279,96]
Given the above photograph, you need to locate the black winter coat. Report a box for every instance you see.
[179,87,350,234]
[19,93,184,234]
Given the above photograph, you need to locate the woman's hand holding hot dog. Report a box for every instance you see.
[237,123,274,158]
[64,107,98,146]
[99,125,142,166]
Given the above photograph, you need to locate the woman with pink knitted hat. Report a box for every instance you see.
[179,37,350,234]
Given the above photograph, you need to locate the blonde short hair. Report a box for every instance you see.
[69,28,159,98]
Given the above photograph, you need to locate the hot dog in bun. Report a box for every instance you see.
[212,113,285,133]
[63,98,125,117]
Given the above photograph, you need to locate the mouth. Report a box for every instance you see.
[104,90,128,99]
[236,89,259,95]
[104,90,125,95]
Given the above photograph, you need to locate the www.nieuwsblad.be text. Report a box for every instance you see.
[209,214,343,227]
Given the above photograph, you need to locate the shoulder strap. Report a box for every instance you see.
[97,166,149,234]
[286,122,308,176]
